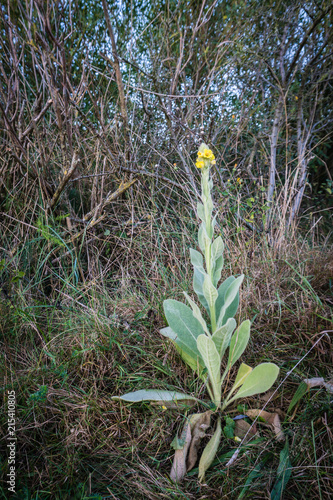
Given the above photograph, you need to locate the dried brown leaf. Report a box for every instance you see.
[186,411,211,471]
[246,409,285,441]
[234,419,257,442]
[170,420,192,482]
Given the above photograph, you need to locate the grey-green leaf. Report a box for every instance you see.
[160,327,177,340]
[202,274,218,311]
[193,267,209,312]
[227,363,279,404]
[227,319,251,370]
[212,318,236,359]
[217,275,244,327]
[211,236,224,287]
[197,335,221,390]
[198,416,222,482]
[190,248,204,272]
[112,389,198,403]
[164,299,205,356]
[215,276,235,320]
[197,202,205,222]
[183,291,209,334]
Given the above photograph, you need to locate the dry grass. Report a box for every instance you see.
[1,187,332,498]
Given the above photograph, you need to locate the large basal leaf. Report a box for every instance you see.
[193,266,209,312]
[212,318,236,359]
[202,274,218,312]
[160,326,204,371]
[174,342,205,376]
[175,337,204,367]
[112,389,198,403]
[164,299,205,356]
[227,319,251,370]
[198,416,222,482]
[217,275,244,327]
[227,363,279,404]
[196,335,221,398]
[183,291,209,334]
[160,326,177,340]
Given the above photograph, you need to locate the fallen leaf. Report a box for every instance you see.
[170,418,192,482]
[187,411,211,471]
[234,419,257,442]
[246,409,285,441]
[304,377,333,394]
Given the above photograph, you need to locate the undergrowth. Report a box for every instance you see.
[1,178,332,499]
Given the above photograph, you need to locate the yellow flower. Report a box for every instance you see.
[197,151,203,157]
[196,160,205,169]
[237,177,241,184]
[162,405,167,410]
[203,149,215,160]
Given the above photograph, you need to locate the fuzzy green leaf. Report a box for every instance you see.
[230,363,253,394]
[112,389,198,403]
[227,320,251,370]
[190,248,204,272]
[217,275,244,327]
[211,236,224,286]
[212,318,237,359]
[160,327,177,340]
[227,363,279,404]
[163,299,205,356]
[197,335,221,390]
[183,291,209,334]
[202,274,218,311]
[197,202,205,222]
[193,267,209,312]
[198,416,222,482]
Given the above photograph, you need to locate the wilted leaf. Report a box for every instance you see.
[112,389,198,404]
[246,409,285,441]
[198,416,222,482]
[187,411,212,471]
[170,419,192,482]
[234,419,257,442]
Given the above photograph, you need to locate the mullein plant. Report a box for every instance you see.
[113,144,279,481]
